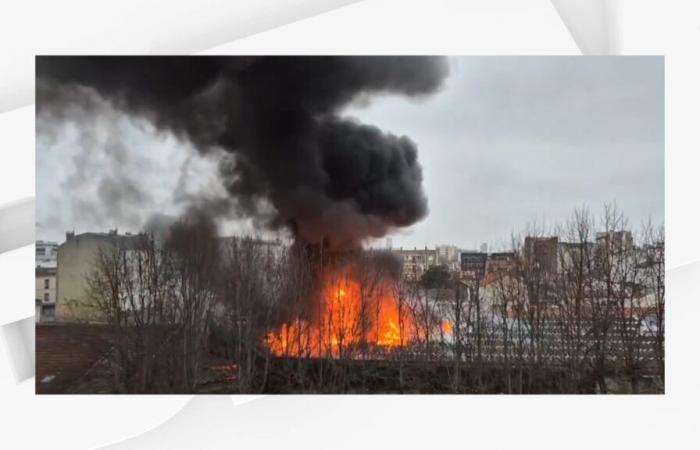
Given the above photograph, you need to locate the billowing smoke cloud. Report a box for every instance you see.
[37,56,449,248]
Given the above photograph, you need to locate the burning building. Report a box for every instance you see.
[264,256,415,358]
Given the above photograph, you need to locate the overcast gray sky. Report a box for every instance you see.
[350,56,664,250]
[37,56,664,249]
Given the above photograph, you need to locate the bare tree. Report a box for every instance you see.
[446,272,467,391]
[83,201,663,394]
[86,234,182,392]
[640,222,665,388]
[553,208,595,393]
[218,236,285,392]
[165,216,220,391]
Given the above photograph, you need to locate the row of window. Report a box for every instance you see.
[40,278,53,302]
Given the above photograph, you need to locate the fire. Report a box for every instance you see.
[265,263,415,357]
[377,319,401,346]
[265,320,314,357]
[441,319,453,334]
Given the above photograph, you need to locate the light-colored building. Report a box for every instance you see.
[56,230,144,322]
[36,240,58,267]
[36,266,57,304]
[595,230,633,250]
[436,244,460,269]
[394,247,439,280]
[35,241,58,322]
[557,241,594,272]
[35,266,57,322]
[219,236,286,261]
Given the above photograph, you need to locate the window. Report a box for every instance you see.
[44,293,49,302]
[43,306,55,320]
[44,279,50,289]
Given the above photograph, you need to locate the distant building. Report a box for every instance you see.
[436,245,460,269]
[56,230,145,322]
[35,266,57,322]
[557,241,594,272]
[218,236,286,263]
[487,252,516,274]
[479,242,488,254]
[36,240,58,268]
[523,236,559,273]
[394,247,439,280]
[595,230,633,252]
[36,241,59,322]
[593,230,634,273]
[460,251,488,279]
[36,266,57,304]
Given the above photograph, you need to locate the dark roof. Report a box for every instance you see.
[489,252,515,258]
[35,324,113,394]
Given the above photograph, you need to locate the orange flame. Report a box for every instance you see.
[265,264,415,357]
[441,319,453,334]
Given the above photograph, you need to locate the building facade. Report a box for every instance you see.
[523,236,559,273]
[436,244,460,270]
[460,251,488,279]
[56,231,144,322]
[36,266,57,304]
[35,240,58,322]
[36,240,58,267]
[35,266,57,322]
[394,247,439,280]
[487,252,516,274]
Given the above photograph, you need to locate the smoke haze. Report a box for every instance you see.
[37,56,449,248]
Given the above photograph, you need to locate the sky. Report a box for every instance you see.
[37,56,664,250]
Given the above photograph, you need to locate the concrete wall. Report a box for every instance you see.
[56,235,110,322]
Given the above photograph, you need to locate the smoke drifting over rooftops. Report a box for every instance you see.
[37,56,449,248]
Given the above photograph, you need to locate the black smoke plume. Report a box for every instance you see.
[37,56,449,248]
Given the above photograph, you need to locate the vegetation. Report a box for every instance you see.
[83,205,664,394]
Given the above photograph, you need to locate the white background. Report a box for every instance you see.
[1,1,698,448]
